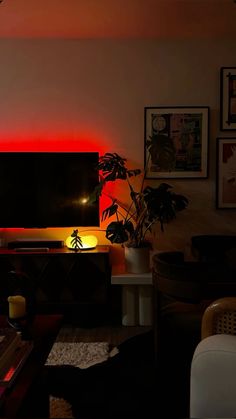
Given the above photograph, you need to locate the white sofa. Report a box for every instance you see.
[190,334,236,418]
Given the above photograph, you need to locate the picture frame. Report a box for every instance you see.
[144,106,209,179]
[220,67,236,131]
[216,137,236,209]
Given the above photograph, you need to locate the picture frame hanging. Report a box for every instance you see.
[216,137,236,209]
[144,106,209,179]
[220,67,236,131]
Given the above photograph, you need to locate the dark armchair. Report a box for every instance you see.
[152,242,236,417]
[191,234,236,263]
[152,246,236,355]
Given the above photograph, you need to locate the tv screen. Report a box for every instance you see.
[0,152,100,228]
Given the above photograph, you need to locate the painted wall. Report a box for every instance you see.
[0,39,235,263]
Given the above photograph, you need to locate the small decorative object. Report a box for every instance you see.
[220,67,236,131]
[66,230,98,250]
[216,137,236,208]
[66,229,82,251]
[144,106,209,178]
[7,295,27,331]
[8,295,26,319]
[90,152,188,273]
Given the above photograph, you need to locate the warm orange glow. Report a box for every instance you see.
[0,0,235,40]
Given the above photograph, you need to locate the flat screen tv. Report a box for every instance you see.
[0,152,100,228]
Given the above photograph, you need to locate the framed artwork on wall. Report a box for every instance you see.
[220,67,236,131]
[144,106,209,179]
[216,137,236,209]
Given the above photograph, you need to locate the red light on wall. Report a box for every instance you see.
[0,136,108,153]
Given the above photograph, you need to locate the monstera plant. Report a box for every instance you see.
[90,152,189,249]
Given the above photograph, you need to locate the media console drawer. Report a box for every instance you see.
[0,246,111,326]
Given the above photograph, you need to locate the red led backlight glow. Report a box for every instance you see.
[0,136,108,154]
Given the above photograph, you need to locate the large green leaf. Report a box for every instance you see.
[105,221,134,244]
[102,202,118,221]
[98,153,140,182]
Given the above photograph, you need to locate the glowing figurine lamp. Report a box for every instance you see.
[66,229,98,251]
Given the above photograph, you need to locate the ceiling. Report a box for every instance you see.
[0,0,236,39]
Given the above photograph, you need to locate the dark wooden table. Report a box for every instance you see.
[0,314,63,418]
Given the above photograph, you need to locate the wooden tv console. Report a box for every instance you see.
[0,246,111,326]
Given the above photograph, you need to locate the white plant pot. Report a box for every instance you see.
[124,246,151,274]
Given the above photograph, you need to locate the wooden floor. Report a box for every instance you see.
[56,324,152,345]
[52,323,191,417]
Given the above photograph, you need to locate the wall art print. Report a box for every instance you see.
[144,106,209,179]
[220,67,236,131]
[216,137,236,209]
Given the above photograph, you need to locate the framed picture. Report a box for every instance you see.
[216,137,236,209]
[220,67,236,131]
[144,106,209,179]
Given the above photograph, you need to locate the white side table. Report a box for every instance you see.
[111,267,153,326]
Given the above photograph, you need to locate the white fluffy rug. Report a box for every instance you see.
[46,342,118,418]
[46,341,111,369]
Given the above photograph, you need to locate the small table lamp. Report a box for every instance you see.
[66,230,98,250]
